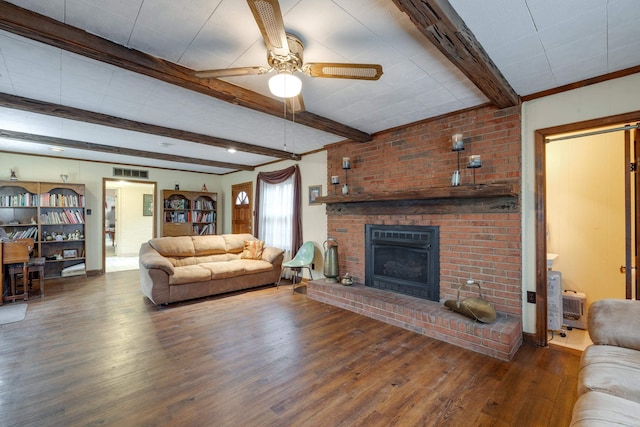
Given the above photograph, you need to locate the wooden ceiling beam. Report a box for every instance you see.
[0,92,288,162]
[0,1,372,143]
[392,0,519,109]
[0,129,254,171]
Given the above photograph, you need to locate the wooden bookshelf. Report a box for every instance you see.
[162,189,217,237]
[0,180,86,279]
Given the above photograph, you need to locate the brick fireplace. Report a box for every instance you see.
[309,104,523,360]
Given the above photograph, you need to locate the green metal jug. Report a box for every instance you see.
[323,237,339,283]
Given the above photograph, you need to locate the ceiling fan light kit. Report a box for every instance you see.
[269,70,301,98]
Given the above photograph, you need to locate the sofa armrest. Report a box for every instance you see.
[262,246,284,264]
[139,243,175,275]
[588,299,640,350]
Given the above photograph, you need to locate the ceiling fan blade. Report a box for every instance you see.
[194,66,268,79]
[247,0,290,57]
[304,63,383,80]
[286,93,305,113]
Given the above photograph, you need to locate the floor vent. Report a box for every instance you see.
[113,168,149,179]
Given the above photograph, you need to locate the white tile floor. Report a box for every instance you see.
[105,237,139,272]
[106,255,139,272]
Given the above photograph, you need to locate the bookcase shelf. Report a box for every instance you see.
[0,180,86,279]
[161,190,217,237]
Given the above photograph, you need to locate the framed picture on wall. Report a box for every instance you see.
[143,194,153,216]
[308,185,322,205]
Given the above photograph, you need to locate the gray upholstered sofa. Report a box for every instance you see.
[139,233,284,305]
[571,299,640,426]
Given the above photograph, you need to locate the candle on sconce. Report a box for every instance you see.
[452,133,464,151]
[468,155,481,167]
[331,175,340,184]
[342,157,351,169]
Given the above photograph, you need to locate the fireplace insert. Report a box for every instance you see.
[365,224,439,301]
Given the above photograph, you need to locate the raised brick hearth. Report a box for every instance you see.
[307,280,522,361]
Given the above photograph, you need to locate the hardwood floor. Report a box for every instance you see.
[0,271,580,426]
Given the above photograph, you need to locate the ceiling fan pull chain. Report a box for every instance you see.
[291,103,295,154]
[283,97,288,152]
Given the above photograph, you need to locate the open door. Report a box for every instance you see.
[636,127,640,300]
[232,182,253,235]
[624,125,640,300]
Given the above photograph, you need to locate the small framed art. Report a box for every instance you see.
[308,185,322,205]
[143,194,153,216]
[63,249,78,259]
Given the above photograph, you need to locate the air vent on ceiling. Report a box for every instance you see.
[113,168,149,179]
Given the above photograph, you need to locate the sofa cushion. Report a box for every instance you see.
[149,236,195,257]
[200,260,246,279]
[241,240,264,260]
[589,299,640,351]
[223,233,255,254]
[262,246,284,263]
[571,391,640,426]
[169,265,212,285]
[196,253,233,264]
[578,344,640,404]
[240,259,274,274]
[192,235,227,256]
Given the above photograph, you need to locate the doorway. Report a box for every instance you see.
[103,179,156,273]
[232,182,253,234]
[534,113,640,347]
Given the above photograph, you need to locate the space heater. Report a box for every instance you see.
[562,290,587,329]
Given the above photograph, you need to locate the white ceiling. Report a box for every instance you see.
[0,0,638,175]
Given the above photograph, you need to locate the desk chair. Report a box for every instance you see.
[2,238,34,302]
[277,241,315,293]
[7,257,45,299]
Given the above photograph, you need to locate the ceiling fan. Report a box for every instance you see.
[194,0,383,112]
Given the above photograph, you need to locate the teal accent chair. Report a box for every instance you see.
[277,241,315,293]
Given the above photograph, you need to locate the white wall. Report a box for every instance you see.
[522,72,640,333]
[113,182,155,256]
[1,150,328,277]
[220,151,328,279]
[1,153,222,272]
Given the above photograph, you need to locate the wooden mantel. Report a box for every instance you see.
[316,181,519,204]
[316,181,520,215]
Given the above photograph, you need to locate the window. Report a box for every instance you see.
[257,176,294,253]
[235,190,249,206]
[254,165,302,260]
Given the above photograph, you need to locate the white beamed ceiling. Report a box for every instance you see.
[0,0,638,174]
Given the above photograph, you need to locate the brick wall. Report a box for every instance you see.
[325,105,522,316]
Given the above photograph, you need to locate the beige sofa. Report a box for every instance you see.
[571,299,640,426]
[139,233,284,305]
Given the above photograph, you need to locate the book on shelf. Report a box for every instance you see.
[0,193,38,207]
[7,226,38,240]
[197,223,215,235]
[39,193,85,207]
[193,199,215,210]
[39,209,85,224]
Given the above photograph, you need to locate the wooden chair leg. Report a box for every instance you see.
[22,264,28,301]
